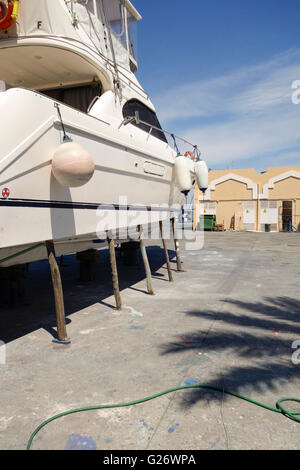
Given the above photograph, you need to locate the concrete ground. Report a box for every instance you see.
[1,231,300,450]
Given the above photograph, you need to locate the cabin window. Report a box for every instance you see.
[127,9,138,62]
[102,0,127,49]
[41,82,102,114]
[122,99,167,143]
[102,0,139,68]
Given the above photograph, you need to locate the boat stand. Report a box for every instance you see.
[45,240,70,344]
[171,217,185,272]
[159,220,173,282]
[138,225,154,295]
[107,236,122,310]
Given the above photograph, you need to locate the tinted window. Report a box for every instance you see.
[42,83,102,113]
[123,99,167,143]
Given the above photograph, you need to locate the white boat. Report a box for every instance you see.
[0,0,208,268]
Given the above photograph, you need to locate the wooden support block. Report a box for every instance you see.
[76,249,101,262]
[76,249,100,282]
[0,264,27,307]
[120,242,139,266]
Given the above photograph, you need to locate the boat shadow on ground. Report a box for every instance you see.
[0,245,176,344]
[159,296,300,408]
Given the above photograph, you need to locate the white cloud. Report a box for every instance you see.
[153,49,300,167]
[184,107,300,165]
[231,65,300,115]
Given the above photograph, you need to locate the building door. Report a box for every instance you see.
[260,201,278,232]
[243,201,256,230]
[282,201,293,232]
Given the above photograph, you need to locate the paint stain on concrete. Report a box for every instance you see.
[184,379,198,386]
[139,418,154,431]
[168,424,180,434]
[65,433,97,450]
[80,329,94,335]
[123,305,144,317]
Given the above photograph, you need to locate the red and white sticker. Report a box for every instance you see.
[2,188,10,198]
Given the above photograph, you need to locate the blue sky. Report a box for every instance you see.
[134,0,300,172]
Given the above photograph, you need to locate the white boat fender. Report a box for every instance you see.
[51,142,95,187]
[194,160,208,193]
[174,155,195,194]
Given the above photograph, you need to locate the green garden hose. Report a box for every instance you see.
[26,383,300,450]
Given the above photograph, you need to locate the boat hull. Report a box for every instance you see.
[0,89,182,266]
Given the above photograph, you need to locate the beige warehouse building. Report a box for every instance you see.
[193,166,300,232]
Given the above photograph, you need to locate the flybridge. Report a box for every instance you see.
[65,0,142,22]
[66,0,142,72]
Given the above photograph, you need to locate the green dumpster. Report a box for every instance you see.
[198,215,216,231]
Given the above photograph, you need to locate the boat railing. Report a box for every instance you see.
[120,111,202,161]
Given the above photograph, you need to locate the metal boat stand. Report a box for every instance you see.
[45,240,70,344]
[159,220,173,282]
[137,225,154,295]
[171,217,185,272]
[107,236,122,310]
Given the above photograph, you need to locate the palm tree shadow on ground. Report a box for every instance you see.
[160,296,300,409]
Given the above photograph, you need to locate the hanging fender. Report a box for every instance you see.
[174,155,195,193]
[51,142,95,188]
[194,160,208,193]
[0,1,19,31]
[175,154,208,194]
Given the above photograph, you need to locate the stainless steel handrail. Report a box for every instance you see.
[121,112,202,160]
